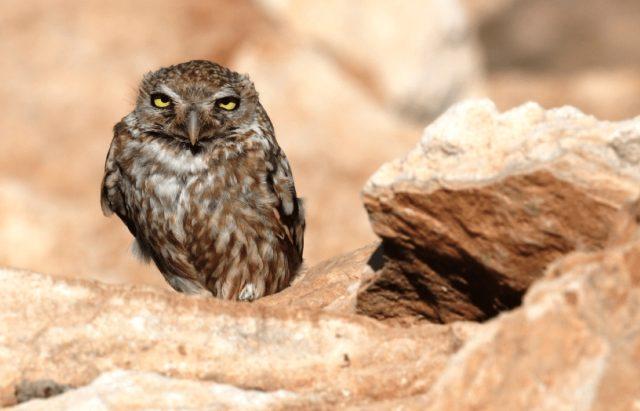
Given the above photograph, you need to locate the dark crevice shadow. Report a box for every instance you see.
[361,239,526,323]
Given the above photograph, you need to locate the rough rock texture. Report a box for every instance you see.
[419,204,640,410]
[0,267,470,408]
[10,371,311,410]
[258,243,380,314]
[256,0,484,122]
[5,197,640,409]
[358,100,640,324]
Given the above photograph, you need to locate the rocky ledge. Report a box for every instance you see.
[2,100,640,409]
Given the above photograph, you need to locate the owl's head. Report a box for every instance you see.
[132,60,260,147]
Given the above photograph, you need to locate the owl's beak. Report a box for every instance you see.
[187,110,201,146]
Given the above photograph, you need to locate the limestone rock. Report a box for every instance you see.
[0,268,467,407]
[10,371,312,410]
[358,100,640,323]
[419,205,640,410]
[258,243,380,314]
[256,0,484,121]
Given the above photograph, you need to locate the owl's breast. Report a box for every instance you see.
[124,153,276,245]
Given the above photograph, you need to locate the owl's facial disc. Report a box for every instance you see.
[138,71,256,149]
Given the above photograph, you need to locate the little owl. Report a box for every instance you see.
[101,60,304,301]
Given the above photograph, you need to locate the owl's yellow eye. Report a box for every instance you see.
[216,96,239,111]
[151,93,172,108]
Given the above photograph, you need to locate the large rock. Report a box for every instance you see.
[256,0,484,122]
[6,200,640,409]
[0,267,470,408]
[419,202,640,410]
[358,100,640,324]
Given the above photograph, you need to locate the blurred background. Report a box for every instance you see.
[1,0,639,288]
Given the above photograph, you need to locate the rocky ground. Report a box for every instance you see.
[2,100,640,409]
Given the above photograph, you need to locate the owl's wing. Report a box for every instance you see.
[269,153,305,261]
[100,122,138,237]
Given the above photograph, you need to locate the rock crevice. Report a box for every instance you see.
[358,100,640,324]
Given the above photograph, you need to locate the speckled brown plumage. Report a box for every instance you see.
[101,60,304,301]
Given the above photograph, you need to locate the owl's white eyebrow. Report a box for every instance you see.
[212,87,238,100]
[157,85,183,103]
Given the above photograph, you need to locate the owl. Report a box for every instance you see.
[100,60,304,301]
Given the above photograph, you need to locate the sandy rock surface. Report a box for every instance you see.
[359,100,640,323]
[257,243,379,314]
[420,206,640,410]
[0,266,468,408]
[9,370,313,411]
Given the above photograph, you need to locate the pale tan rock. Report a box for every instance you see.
[0,268,466,407]
[359,100,640,323]
[258,243,380,314]
[9,370,313,410]
[256,0,485,121]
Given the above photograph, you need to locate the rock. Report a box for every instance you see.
[255,0,485,122]
[10,371,312,410]
[258,243,380,314]
[0,268,469,407]
[418,203,640,410]
[358,100,640,324]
